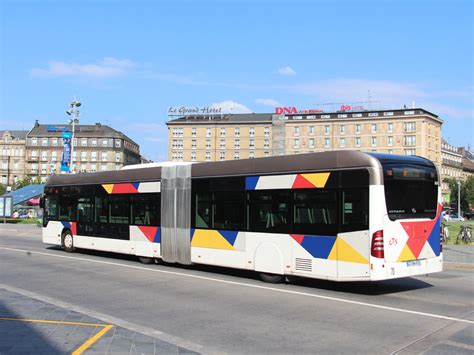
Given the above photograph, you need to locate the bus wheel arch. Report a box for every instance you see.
[61,229,75,253]
[254,242,285,283]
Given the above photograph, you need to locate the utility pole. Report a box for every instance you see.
[66,98,81,174]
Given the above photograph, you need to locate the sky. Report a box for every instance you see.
[1,0,473,161]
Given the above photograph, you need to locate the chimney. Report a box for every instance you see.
[34,120,39,127]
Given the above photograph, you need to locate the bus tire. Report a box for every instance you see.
[259,272,284,284]
[138,256,154,264]
[62,230,75,253]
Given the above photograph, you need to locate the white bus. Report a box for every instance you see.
[42,151,442,283]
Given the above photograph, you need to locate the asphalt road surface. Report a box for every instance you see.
[0,226,473,354]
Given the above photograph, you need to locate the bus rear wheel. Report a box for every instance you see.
[138,256,155,264]
[259,272,284,284]
[62,230,75,253]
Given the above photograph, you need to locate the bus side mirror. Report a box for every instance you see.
[39,197,45,208]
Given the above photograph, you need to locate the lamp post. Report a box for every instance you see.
[66,99,81,174]
[457,179,461,219]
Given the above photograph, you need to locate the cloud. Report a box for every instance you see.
[31,57,136,78]
[211,100,252,114]
[255,98,281,107]
[277,66,296,76]
[278,79,427,105]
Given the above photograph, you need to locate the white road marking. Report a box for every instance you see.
[0,245,473,325]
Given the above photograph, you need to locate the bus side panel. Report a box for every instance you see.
[190,229,248,270]
[74,235,132,254]
[130,226,161,258]
[335,231,370,279]
[42,221,63,246]
[290,234,337,278]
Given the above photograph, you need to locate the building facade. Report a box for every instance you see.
[25,121,141,182]
[0,130,28,186]
[440,139,464,204]
[166,108,443,168]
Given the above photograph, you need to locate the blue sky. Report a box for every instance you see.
[1,0,472,161]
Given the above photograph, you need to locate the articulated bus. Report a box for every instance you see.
[42,151,442,283]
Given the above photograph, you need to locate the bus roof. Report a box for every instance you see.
[44,150,433,187]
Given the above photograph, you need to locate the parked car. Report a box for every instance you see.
[450,214,465,222]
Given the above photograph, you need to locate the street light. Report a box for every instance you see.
[457,179,461,219]
[66,99,81,174]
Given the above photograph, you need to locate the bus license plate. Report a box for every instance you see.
[406,260,421,267]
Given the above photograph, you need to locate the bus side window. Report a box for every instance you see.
[340,188,369,232]
[131,194,160,226]
[59,194,77,221]
[293,189,337,236]
[44,195,58,222]
[247,190,290,233]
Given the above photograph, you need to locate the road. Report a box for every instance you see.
[0,225,473,354]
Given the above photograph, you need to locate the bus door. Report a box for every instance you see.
[76,197,94,236]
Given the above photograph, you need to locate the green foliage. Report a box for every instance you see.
[13,176,42,190]
[444,176,474,212]
[0,184,6,195]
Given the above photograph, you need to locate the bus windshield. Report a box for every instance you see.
[383,164,438,220]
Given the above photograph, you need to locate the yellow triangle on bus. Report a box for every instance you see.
[397,244,416,262]
[191,229,235,250]
[300,173,330,188]
[328,238,368,264]
[102,184,114,194]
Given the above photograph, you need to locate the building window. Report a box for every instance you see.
[52,138,58,146]
[387,122,393,133]
[192,128,197,137]
[206,128,211,137]
[264,139,270,149]
[309,138,315,148]
[355,124,361,134]
[249,139,255,149]
[371,137,377,147]
[81,138,87,147]
[384,111,394,116]
[309,126,315,135]
[220,128,226,137]
[340,137,345,147]
[404,122,416,133]
[115,153,121,162]
[220,139,226,149]
[191,152,197,162]
[101,164,107,171]
[264,127,270,137]
[90,164,97,172]
[371,124,377,134]
[404,135,416,146]
[249,151,255,159]
[264,151,270,157]
[324,138,330,148]
[205,152,211,161]
[81,151,87,161]
[388,149,393,154]
[102,139,108,146]
[91,139,97,146]
[219,152,225,161]
[91,152,97,161]
[101,152,107,161]
[294,127,300,136]
[355,137,361,147]
[235,127,240,137]
[206,139,211,149]
[294,139,300,148]
[32,150,37,157]
[42,138,48,146]
[191,140,197,149]
[234,152,240,160]
[404,149,416,156]
[325,125,330,135]
[31,137,38,145]
[234,139,240,149]
[80,164,87,173]
[340,125,345,135]
[249,127,255,137]
[41,151,48,161]
[368,112,379,117]
[115,139,121,148]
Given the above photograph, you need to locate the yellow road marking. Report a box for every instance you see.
[0,317,114,354]
[72,324,114,355]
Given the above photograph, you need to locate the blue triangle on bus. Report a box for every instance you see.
[219,230,238,246]
[132,182,140,190]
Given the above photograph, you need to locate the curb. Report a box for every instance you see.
[443,262,474,271]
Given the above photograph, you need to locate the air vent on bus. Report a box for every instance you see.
[295,258,312,272]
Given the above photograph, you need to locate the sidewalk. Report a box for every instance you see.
[0,287,199,354]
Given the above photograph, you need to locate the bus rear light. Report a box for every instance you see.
[371,230,384,258]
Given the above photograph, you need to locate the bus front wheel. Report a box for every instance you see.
[62,230,75,253]
[138,256,155,264]
[259,272,284,284]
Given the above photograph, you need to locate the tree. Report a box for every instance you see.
[13,176,42,190]
[444,176,474,213]
[0,184,6,195]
